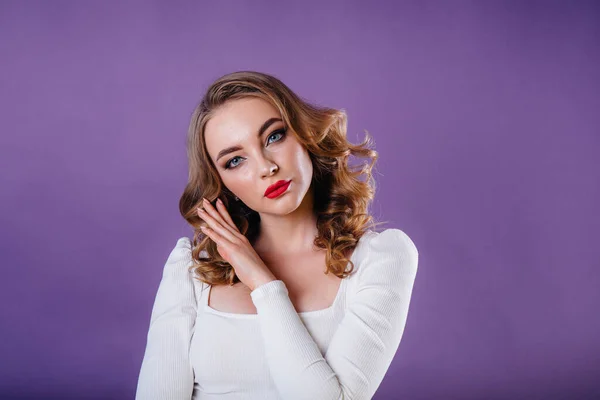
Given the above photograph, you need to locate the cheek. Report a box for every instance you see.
[290,146,313,176]
[223,170,255,193]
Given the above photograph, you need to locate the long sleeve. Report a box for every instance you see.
[135,237,197,400]
[249,228,419,400]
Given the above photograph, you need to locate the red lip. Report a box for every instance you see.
[264,180,291,196]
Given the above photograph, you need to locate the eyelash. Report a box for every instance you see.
[224,128,287,170]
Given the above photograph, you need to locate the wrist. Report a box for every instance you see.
[250,273,277,292]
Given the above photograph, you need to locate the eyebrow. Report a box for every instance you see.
[215,117,283,162]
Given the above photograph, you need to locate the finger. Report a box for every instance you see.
[215,198,238,230]
[201,198,240,238]
[197,206,238,243]
[200,225,223,244]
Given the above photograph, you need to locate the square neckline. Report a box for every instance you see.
[202,230,373,319]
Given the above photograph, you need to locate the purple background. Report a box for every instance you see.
[1,1,598,399]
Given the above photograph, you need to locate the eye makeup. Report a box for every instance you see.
[223,128,287,170]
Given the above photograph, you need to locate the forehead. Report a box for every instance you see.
[204,97,281,159]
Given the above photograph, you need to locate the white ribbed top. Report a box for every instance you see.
[135,228,419,400]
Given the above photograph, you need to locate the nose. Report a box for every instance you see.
[260,157,279,178]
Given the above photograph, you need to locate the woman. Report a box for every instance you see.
[135,71,419,400]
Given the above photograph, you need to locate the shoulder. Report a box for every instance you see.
[174,236,191,250]
[173,236,208,257]
[159,237,193,278]
[164,236,193,263]
[169,236,210,290]
[359,228,419,277]
[367,228,418,259]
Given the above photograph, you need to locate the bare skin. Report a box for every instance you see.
[202,97,352,314]
[206,249,346,315]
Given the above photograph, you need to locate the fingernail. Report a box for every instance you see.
[217,198,223,205]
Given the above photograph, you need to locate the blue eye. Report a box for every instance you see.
[226,156,243,169]
[224,128,286,170]
[267,130,284,145]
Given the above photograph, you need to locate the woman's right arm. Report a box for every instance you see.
[135,237,197,400]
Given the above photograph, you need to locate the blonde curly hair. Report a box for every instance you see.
[178,70,388,286]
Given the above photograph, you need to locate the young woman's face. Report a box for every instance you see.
[204,97,313,215]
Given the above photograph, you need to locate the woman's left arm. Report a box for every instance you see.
[250,228,419,400]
